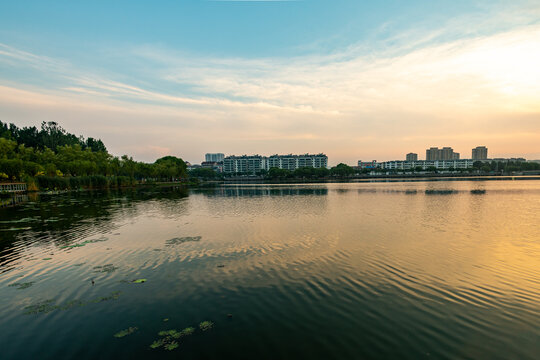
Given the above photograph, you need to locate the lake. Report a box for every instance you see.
[0,180,539,359]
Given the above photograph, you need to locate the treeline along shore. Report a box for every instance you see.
[2,120,540,194]
[0,121,188,192]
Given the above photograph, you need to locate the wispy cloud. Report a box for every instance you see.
[0,7,539,163]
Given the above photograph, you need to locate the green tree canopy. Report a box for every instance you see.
[330,163,355,177]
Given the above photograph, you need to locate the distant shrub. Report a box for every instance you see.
[90,175,108,189]
[36,176,69,190]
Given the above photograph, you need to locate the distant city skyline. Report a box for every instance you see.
[196,145,535,168]
[1,1,539,165]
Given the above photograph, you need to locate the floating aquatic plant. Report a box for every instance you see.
[59,237,108,250]
[85,237,108,244]
[180,327,195,336]
[158,330,181,338]
[73,262,86,267]
[42,258,52,260]
[60,299,85,310]
[150,339,165,349]
[0,227,32,231]
[8,281,35,290]
[199,321,214,331]
[150,326,193,351]
[92,291,122,303]
[23,299,56,314]
[0,218,35,224]
[132,279,147,284]
[60,244,84,249]
[163,318,169,322]
[93,264,118,273]
[164,341,179,351]
[23,291,122,315]
[165,236,201,246]
[114,327,138,338]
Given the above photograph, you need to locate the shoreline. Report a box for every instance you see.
[2,174,539,198]
[220,174,540,184]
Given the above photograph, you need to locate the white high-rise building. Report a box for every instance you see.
[205,153,224,163]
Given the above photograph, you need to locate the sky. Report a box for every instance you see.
[0,0,539,165]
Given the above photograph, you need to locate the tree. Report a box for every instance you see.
[294,167,315,178]
[0,138,17,158]
[190,168,217,179]
[473,161,484,170]
[153,156,187,181]
[86,137,107,152]
[120,155,137,178]
[0,120,190,187]
[330,163,355,177]
[268,167,292,179]
[315,167,330,177]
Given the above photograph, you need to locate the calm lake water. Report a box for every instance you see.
[1,181,539,359]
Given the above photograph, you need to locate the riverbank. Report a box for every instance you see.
[3,174,540,198]
[221,174,540,184]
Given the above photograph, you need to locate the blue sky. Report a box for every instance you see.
[1,0,539,163]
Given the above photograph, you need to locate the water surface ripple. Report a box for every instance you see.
[0,182,539,359]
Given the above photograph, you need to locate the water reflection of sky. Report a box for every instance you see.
[0,181,539,359]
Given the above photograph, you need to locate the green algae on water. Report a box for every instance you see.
[42,258,52,260]
[150,339,165,349]
[0,227,32,231]
[132,279,147,284]
[59,299,86,310]
[158,329,181,338]
[199,321,214,331]
[59,237,109,250]
[180,327,195,336]
[91,291,121,303]
[165,236,201,246]
[114,327,138,338]
[93,264,118,273]
[150,325,195,351]
[23,291,122,315]
[23,299,57,315]
[8,281,35,290]
[164,341,179,351]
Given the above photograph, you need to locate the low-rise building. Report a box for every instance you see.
[357,160,378,169]
[492,158,526,162]
[201,161,223,173]
[223,155,265,174]
[268,154,328,171]
[223,153,328,173]
[187,163,201,170]
[380,159,474,170]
